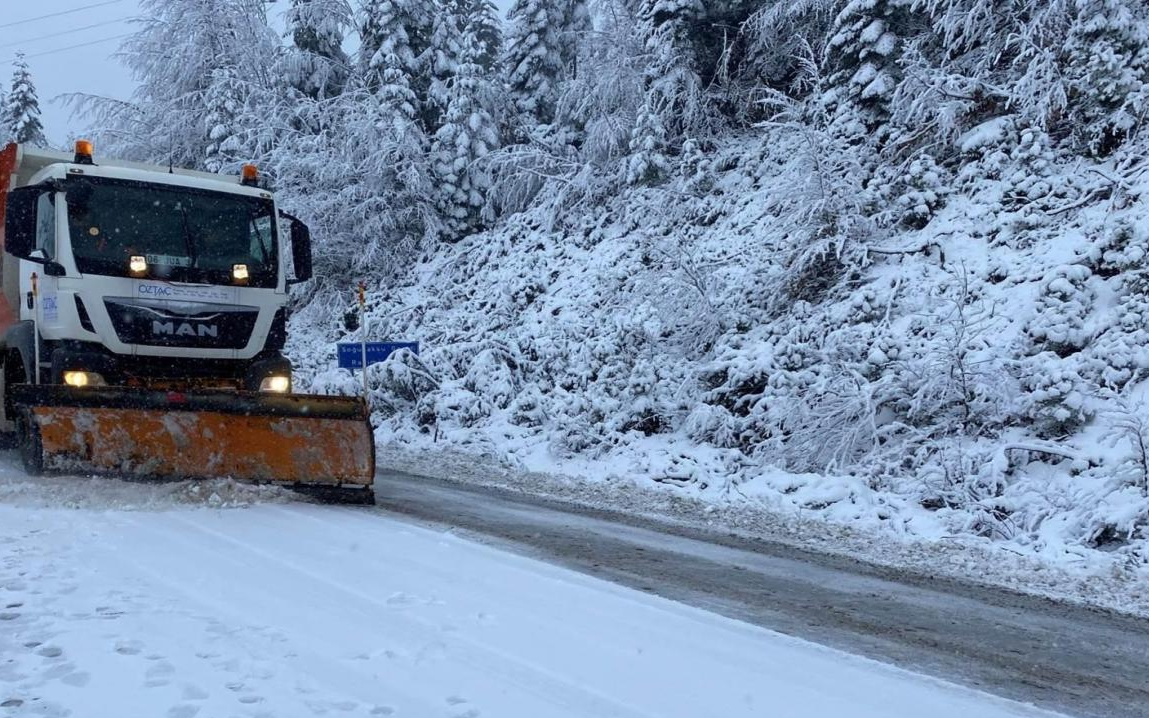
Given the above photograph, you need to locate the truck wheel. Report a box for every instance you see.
[16,410,44,476]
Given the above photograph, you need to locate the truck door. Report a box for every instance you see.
[18,191,62,330]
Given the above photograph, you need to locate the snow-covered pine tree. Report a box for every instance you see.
[427,0,502,135]
[203,64,247,173]
[283,0,353,100]
[81,0,278,168]
[625,0,704,186]
[559,0,590,76]
[503,0,565,131]
[359,0,424,122]
[1063,0,1149,156]
[427,0,466,134]
[467,0,503,72]
[826,0,915,136]
[433,15,501,237]
[5,54,47,147]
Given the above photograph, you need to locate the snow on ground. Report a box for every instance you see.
[377,443,1149,620]
[0,486,1065,718]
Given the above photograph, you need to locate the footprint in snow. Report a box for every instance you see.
[166,705,201,718]
[0,613,19,622]
[144,661,176,688]
[36,646,63,659]
[0,698,23,708]
[181,685,209,701]
[4,603,21,609]
[238,695,264,705]
[146,661,175,678]
[61,671,91,687]
[369,707,395,716]
[115,640,144,656]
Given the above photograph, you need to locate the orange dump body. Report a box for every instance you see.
[13,386,375,501]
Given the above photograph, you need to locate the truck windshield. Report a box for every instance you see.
[65,176,278,288]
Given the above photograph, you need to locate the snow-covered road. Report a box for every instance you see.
[0,497,1064,718]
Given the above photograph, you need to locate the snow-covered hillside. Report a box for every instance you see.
[295,120,1149,574]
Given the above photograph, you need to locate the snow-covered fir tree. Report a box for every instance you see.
[1064,0,1149,155]
[428,0,503,134]
[283,0,353,100]
[826,0,915,136]
[427,0,466,134]
[432,16,501,237]
[466,0,503,72]
[5,54,47,147]
[203,64,247,173]
[502,0,579,131]
[626,0,704,185]
[359,0,423,121]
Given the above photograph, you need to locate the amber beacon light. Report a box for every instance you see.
[74,139,95,165]
[241,163,259,186]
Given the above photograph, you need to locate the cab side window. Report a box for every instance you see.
[35,192,55,259]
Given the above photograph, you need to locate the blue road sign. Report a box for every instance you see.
[337,342,420,369]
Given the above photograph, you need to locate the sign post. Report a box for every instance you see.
[358,281,368,402]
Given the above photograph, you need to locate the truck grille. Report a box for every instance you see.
[104,298,258,350]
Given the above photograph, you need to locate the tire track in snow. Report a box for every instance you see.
[163,509,665,718]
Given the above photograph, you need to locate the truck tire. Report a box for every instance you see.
[16,409,44,476]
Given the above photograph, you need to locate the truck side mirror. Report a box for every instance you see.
[4,186,41,260]
[287,216,312,285]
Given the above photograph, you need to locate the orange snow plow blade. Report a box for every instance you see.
[11,386,375,503]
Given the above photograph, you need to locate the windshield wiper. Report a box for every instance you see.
[177,203,198,269]
[250,211,270,265]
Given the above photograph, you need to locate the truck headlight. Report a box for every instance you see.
[64,371,106,388]
[260,375,290,393]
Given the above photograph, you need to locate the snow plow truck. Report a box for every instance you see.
[0,140,375,503]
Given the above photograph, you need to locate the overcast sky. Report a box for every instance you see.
[4,0,140,147]
[9,0,512,150]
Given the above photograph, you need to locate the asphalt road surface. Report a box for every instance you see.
[374,470,1149,718]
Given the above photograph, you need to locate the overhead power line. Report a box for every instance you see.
[0,0,128,31]
[22,32,133,60]
[0,17,134,51]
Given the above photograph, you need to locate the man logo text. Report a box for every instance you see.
[152,321,219,338]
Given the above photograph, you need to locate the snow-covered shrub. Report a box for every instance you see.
[890,274,1015,437]
[772,367,882,473]
[1083,218,1149,277]
[892,153,950,229]
[913,437,1011,537]
[462,346,520,410]
[1019,354,1093,438]
[1081,267,1149,389]
[508,385,548,428]
[367,349,440,417]
[1025,265,1095,357]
